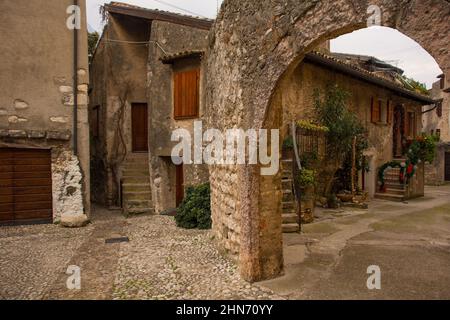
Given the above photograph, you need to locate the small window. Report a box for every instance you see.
[386,100,392,124]
[436,129,441,139]
[173,69,200,119]
[437,100,443,118]
[371,97,381,123]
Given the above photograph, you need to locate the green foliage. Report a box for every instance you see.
[300,152,319,170]
[88,32,100,61]
[313,85,366,161]
[175,183,211,230]
[407,134,439,164]
[401,76,429,96]
[283,136,294,149]
[296,120,329,132]
[297,169,316,187]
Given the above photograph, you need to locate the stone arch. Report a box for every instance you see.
[206,0,450,282]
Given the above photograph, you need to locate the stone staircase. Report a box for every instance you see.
[121,154,154,215]
[374,165,407,202]
[281,159,300,233]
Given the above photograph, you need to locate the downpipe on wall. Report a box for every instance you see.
[73,0,78,155]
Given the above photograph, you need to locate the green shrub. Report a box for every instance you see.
[297,169,316,187]
[175,183,212,230]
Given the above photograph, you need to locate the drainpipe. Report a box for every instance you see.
[73,0,79,155]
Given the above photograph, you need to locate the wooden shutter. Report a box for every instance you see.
[371,97,380,123]
[174,69,200,119]
[386,100,392,124]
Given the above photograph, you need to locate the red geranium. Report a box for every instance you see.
[407,164,414,175]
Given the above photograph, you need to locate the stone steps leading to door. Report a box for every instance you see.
[281,158,299,233]
[121,154,154,216]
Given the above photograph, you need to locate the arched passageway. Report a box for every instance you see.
[205,0,450,282]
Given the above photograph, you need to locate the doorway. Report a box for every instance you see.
[393,105,405,158]
[175,164,184,207]
[131,103,148,153]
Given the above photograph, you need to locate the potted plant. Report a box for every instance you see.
[297,169,316,224]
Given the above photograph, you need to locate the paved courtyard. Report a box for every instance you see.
[1,185,449,300]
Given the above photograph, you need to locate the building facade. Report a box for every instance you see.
[0,0,90,226]
[89,2,211,215]
[422,74,450,184]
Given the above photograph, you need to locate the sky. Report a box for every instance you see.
[87,0,442,88]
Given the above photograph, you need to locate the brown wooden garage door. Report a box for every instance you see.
[0,148,52,225]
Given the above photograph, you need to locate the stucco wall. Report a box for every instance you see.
[89,14,151,206]
[0,0,90,225]
[276,60,424,198]
[147,20,210,213]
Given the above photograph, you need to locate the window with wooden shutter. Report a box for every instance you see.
[386,100,392,124]
[173,69,200,119]
[371,97,381,123]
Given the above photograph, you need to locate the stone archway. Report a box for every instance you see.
[205,0,450,282]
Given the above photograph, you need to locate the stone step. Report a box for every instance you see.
[125,199,153,209]
[374,193,405,202]
[123,191,152,201]
[122,176,150,184]
[126,207,154,215]
[122,168,150,175]
[282,191,294,202]
[385,188,406,196]
[282,213,299,224]
[282,223,300,233]
[122,183,151,193]
[384,182,406,190]
[282,201,295,210]
[282,180,293,190]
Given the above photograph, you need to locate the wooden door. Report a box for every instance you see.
[0,148,52,225]
[131,103,148,153]
[176,164,184,207]
[445,152,450,181]
[393,106,404,158]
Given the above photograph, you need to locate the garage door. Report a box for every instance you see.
[0,148,53,225]
[445,152,450,182]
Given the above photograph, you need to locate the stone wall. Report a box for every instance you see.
[0,0,90,226]
[147,20,210,213]
[206,0,450,281]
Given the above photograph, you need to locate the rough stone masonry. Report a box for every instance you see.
[205,0,450,282]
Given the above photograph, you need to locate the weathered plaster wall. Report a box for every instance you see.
[147,20,210,213]
[0,0,90,226]
[423,79,450,185]
[206,0,449,281]
[89,14,151,206]
[276,60,424,198]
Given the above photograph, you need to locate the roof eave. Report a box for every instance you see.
[104,4,213,30]
[305,53,436,105]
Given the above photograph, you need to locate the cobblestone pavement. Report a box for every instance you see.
[0,223,94,299]
[0,207,280,300]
